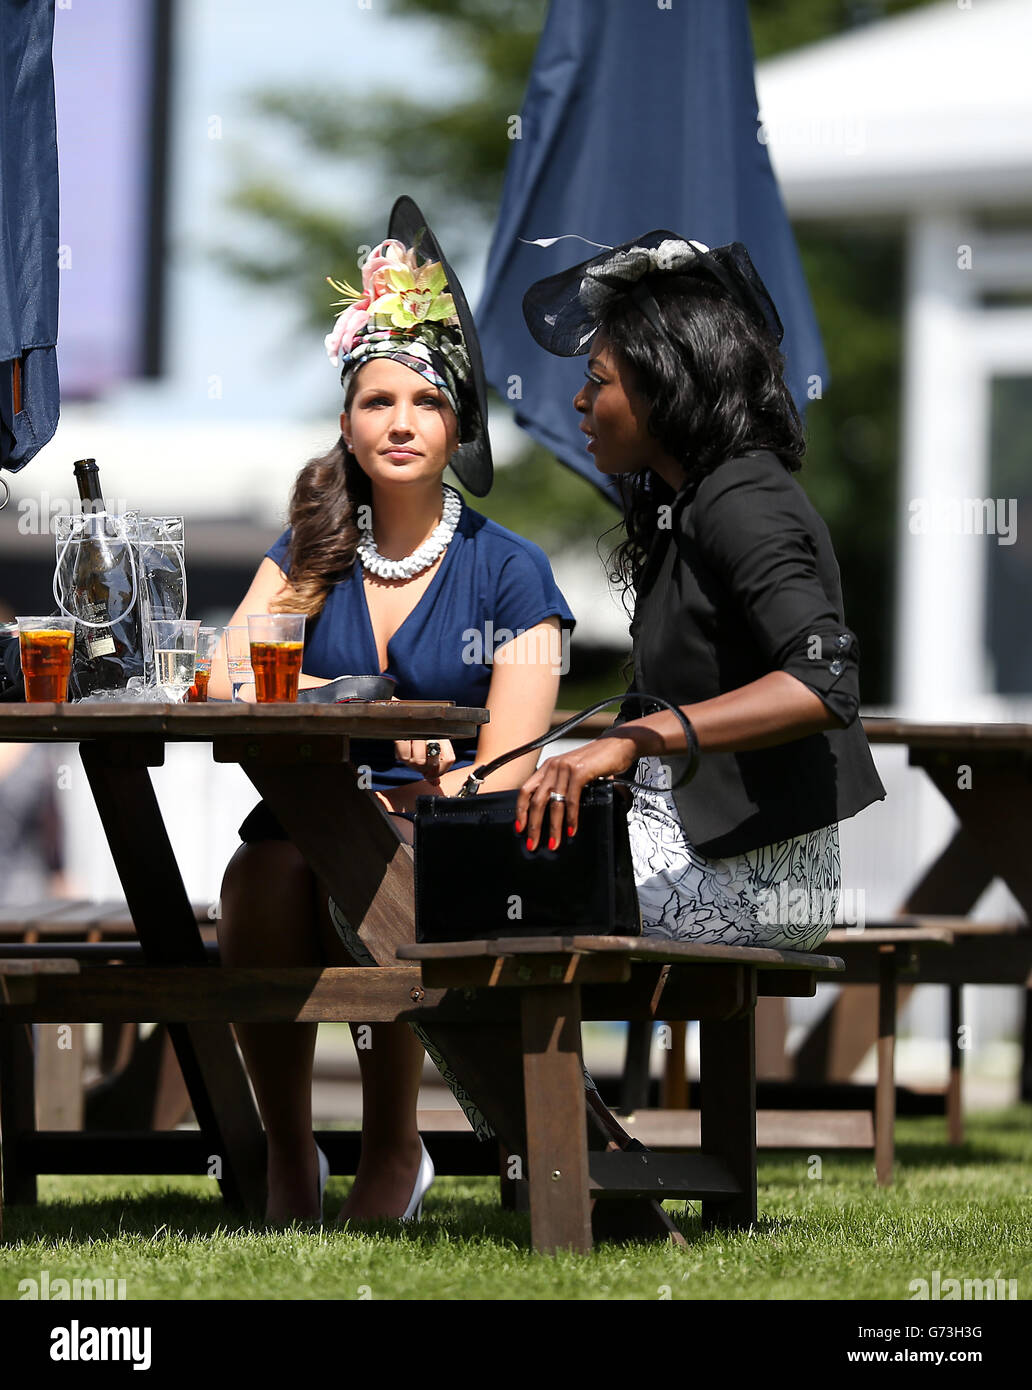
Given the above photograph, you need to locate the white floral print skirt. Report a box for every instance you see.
[629,756,840,952]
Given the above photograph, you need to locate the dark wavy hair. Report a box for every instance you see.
[270,373,373,619]
[596,272,805,599]
[270,437,368,618]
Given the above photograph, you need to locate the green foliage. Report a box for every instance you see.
[749,0,935,60]
[458,443,615,553]
[792,225,905,703]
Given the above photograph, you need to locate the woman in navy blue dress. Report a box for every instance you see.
[213,201,573,1225]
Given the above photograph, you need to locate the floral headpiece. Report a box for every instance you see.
[325,238,471,417]
[320,197,493,496]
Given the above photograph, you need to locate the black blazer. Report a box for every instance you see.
[624,450,886,858]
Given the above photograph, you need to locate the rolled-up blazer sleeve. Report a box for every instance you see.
[692,456,861,728]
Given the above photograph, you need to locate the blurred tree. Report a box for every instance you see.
[217,0,939,705]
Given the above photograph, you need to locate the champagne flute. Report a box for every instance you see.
[150,619,199,703]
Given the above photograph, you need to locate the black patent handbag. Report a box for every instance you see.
[413,693,699,943]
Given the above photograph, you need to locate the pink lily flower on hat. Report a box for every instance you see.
[325,240,417,364]
[325,300,371,364]
[363,238,413,301]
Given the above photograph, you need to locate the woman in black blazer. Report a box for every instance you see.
[516,233,885,950]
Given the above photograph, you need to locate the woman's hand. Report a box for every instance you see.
[394,737,455,785]
[515,734,639,851]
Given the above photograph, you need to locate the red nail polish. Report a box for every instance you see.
[514,819,523,834]
[548,836,558,851]
[526,837,534,851]
[566,825,574,837]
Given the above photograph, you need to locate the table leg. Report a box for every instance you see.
[498,1140,528,1211]
[0,1019,36,1209]
[86,1025,191,1131]
[915,763,1032,1102]
[80,742,266,1213]
[699,1007,756,1230]
[876,949,896,1187]
[794,827,993,1084]
[660,1020,688,1108]
[35,1024,84,1130]
[520,983,592,1254]
[947,985,964,1146]
[620,1022,652,1111]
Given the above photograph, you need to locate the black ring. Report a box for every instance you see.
[425,741,442,759]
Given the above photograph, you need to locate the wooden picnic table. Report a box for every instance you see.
[0,700,487,1213]
[0,700,848,1252]
[797,716,1032,1100]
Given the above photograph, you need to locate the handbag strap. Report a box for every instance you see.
[456,692,699,797]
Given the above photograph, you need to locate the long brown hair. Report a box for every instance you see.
[270,435,371,618]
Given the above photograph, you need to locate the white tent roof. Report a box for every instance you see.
[755,0,1032,216]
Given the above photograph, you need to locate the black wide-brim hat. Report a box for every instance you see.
[387,196,493,497]
[521,230,784,357]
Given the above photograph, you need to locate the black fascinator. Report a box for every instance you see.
[387,197,493,496]
[522,230,784,358]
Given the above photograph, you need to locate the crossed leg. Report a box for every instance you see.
[218,838,426,1223]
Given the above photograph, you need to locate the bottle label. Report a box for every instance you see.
[87,635,117,657]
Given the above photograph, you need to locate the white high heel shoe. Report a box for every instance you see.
[401,1138,434,1221]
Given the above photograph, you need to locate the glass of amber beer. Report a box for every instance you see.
[247,614,306,702]
[17,616,76,702]
[186,627,219,703]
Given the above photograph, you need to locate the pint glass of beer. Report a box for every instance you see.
[17,616,77,703]
[247,614,306,703]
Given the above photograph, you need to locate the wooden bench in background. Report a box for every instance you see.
[0,899,214,1137]
[823,916,1032,1183]
[621,916,1030,1188]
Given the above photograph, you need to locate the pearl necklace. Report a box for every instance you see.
[357,485,462,581]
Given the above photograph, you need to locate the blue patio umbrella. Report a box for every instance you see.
[0,0,60,506]
[476,0,826,502]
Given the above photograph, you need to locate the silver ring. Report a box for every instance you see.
[549,791,566,803]
[425,741,442,759]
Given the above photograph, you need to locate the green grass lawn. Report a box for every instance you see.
[2,1107,1029,1301]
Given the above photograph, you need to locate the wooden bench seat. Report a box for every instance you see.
[1,935,843,1251]
[0,899,215,941]
[398,936,845,1251]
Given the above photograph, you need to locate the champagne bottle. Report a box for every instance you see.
[66,459,137,695]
